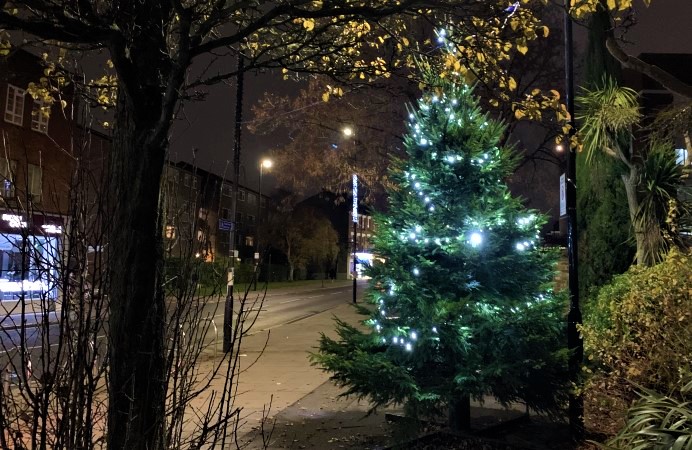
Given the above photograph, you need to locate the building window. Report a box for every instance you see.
[31,99,49,133]
[236,212,243,224]
[221,208,230,220]
[28,164,42,203]
[245,236,254,247]
[183,172,191,187]
[676,148,689,166]
[247,214,255,224]
[4,84,25,126]
[165,225,176,239]
[238,189,246,201]
[0,159,16,197]
[221,183,232,197]
[247,193,257,205]
[260,197,267,208]
[192,176,199,190]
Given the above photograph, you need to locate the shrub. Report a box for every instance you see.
[580,249,692,436]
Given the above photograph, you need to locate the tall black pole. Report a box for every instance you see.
[352,209,357,304]
[564,2,584,440]
[224,54,245,353]
[253,162,263,291]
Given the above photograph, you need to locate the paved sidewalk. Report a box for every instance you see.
[195,290,530,449]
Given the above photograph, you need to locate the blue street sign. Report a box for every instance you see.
[219,219,234,231]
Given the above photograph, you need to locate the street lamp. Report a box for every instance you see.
[254,158,273,290]
[343,126,357,304]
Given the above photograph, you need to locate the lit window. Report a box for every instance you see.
[676,148,689,166]
[28,164,42,203]
[0,159,16,197]
[31,99,49,133]
[245,236,254,247]
[165,225,176,239]
[238,190,246,201]
[4,84,25,126]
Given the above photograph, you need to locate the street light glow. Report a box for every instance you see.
[342,126,354,137]
[261,158,273,169]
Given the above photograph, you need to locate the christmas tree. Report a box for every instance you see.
[312,61,568,430]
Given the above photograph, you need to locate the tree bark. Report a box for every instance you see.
[106,51,182,447]
[448,395,471,431]
[605,36,692,100]
[621,168,648,266]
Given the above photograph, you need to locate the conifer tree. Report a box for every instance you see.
[312,61,568,430]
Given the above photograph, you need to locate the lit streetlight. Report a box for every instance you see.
[254,157,273,290]
[343,126,357,304]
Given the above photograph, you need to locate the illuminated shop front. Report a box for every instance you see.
[0,212,63,301]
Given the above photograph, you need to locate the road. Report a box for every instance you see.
[0,281,367,377]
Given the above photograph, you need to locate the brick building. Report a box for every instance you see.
[0,49,109,302]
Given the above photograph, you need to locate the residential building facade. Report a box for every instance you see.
[0,49,110,303]
[163,162,270,263]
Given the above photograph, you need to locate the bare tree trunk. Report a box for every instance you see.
[107,83,168,450]
[622,166,650,265]
[448,395,471,431]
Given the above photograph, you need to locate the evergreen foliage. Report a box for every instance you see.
[312,64,569,427]
[577,9,634,297]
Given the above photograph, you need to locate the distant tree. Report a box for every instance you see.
[266,203,339,281]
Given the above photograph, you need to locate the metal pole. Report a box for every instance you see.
[564,2,583,440]
[253,164,262,291]
[224,53,244,353]
[352,173,357,304]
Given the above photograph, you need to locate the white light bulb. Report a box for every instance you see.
[432,326,438,333]
[411,331,417,340]
[516,243,525,251]
[393,337,398,344]
[429,205,435,212]
[412,268,420,276]
[470,232,482,247]
[424,196,430,203]
[409,232,416,239]
[405,343,412,351]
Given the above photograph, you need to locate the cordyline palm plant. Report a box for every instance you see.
[595,377,692,450]
[577,77,689,266]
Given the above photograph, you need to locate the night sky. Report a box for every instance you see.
[168,0,691,197]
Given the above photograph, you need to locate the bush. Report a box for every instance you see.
[580,249,692,435]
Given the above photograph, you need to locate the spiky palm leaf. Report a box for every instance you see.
[595,378,692,450]
[576,76,641,163]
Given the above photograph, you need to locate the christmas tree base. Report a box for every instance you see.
[384,411,536,450]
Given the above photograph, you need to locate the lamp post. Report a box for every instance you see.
[343,126,357,304]
[254,158,272,290]
[563,1,583,439]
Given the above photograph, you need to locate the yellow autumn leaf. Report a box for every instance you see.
[515,109,526,120]
[402,37,409,47]
[517,43,528,55]
[606,0,616,9]
[508,77,517,91]
[541,26,549,38]
[322,91,330,102]
[489,99,499,107]
[303,19,315,31]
